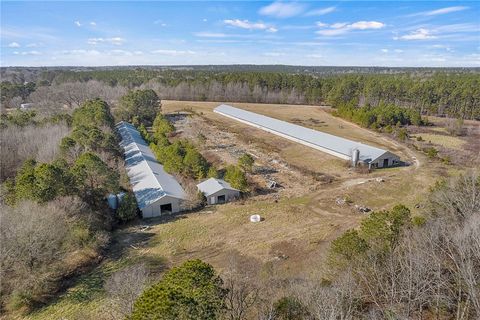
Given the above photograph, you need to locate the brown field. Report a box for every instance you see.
[26,101,458,320]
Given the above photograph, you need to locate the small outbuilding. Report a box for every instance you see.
[197,178,240,205]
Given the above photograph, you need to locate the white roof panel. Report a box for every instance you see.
[214,104,391,163]
[116,122,186,209]
[197,178,239,197]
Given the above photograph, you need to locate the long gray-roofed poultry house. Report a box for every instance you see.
[214,104,400,168]
[116,121,186,218]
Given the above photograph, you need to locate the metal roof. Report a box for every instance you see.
[214,104,391,163]
[197,178,239,197]
[116,121,186,209]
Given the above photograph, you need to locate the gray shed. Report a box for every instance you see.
[197,178,240,205]
[116,122,186,218]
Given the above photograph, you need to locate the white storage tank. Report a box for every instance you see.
[352,148,360,167]
[107,194,118,209]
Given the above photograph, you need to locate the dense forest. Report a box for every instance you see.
[1,67,479,120]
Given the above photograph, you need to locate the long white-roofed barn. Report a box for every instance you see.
[197,178,240,205]
[214,105,400,169]
[116,121,186,218]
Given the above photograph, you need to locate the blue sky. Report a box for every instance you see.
[1,1,479,67]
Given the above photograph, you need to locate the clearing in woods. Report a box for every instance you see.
[27,101,455,319]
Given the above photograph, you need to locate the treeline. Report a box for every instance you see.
[334,103,423,129]
[2,69,479,119]
[31,69,480,119]
[0,98,134,314]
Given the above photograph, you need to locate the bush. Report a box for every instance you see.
[224,165,248,192]
[207,166,219,178]
[117,193,138,222]
[396,128,408,141]
[273,296,309,320]
[330,229,368,263]
[425,147,439,159]
[131,259,225,320]
[238,153,254,173]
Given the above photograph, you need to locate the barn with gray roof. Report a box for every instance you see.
[214,104,400,168]
[116,121,186,218]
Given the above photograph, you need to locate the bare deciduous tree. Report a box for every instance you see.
[222,251,261,320]
[0,123,69,181]
[101,264,149,320]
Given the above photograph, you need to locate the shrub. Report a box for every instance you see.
[425,147,439,159]
[224,165,248,192]
[238,153,254,173]
[396,128,408,141]
[207,166,219,178]
[330,229,368,263]
[117,193,138,222]
[273,296,309,320]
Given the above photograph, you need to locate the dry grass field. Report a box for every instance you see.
[25,101,457,320]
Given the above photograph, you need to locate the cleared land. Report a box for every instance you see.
[26,101,463,320]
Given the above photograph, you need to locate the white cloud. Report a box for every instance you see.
[90,21,97,26]
[394,49,404,53]
[316,21,385,36]
[13,50,41,55]
[316,22,328,27]
[26,43,40,47]
[87,37,125,45]
[151,49,196,56]
[306,53,322,59]
[306,6,336,16]
[74,21,82,27]
[331,22,348,29]
[259,1,305,18]
[349,21,385,30]
[224,19,275,31]
[8,42,20,48]
[424,6,469,16]
[202,18,208,22]
[381,49,389,53]
[395,28,437,40]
